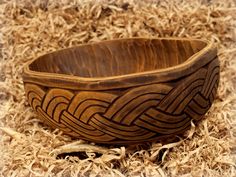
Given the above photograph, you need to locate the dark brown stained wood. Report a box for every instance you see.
[23,37,220,144]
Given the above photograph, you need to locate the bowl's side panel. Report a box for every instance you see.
[23,57,219,144]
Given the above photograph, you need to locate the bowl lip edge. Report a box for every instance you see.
[22,37,217,90]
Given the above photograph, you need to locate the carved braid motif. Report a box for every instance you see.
[24,58,219,143]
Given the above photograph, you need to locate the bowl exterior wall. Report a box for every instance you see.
[24,57,219,144]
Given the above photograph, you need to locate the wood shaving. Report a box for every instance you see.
[0,0,235,176]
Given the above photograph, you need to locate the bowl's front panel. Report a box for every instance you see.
[24,57,219,144]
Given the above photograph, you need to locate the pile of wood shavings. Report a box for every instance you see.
[0,0,235,176]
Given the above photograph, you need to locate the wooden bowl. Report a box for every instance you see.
[23,38,219,144]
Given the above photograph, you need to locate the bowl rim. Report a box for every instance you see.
[23,37,217,90]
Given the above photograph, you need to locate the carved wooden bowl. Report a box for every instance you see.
[23,38,219,144]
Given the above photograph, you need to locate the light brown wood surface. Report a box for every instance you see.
[23,38,219,144]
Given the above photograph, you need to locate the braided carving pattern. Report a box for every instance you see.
[25,58,219,143]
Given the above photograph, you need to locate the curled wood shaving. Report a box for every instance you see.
[0,127,26,140]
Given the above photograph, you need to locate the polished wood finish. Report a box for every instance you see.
[23,38,219,144]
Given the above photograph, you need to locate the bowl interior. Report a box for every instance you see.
[29,38,207,78]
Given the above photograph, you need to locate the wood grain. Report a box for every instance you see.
[23,38,219,144]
